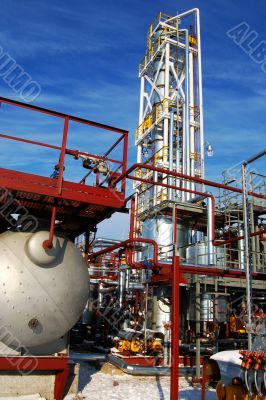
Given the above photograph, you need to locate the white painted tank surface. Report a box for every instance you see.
[0,230,89,353]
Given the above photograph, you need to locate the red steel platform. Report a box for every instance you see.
[0,96,128,238]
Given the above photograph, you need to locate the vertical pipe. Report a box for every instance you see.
[196,280,201,379]
[163,42,170,166]
[207,196,214,265]
[184,30,191,199]
[182,102,187,202]
[175,107,180,196]
[129,196,136,239]
[249,202,257,272]
[169,111,174,201]
[195,9,205,181]
[241,164,252,351]
[42,206,57,250]
[189,50,195,193]
[170,206,180,400]
[154,170,158,206]
[175,22,180,199]
[164,42,170,200]
[239,228,245,270]
[139,76,145,125]
[137,76,145,165]
[143,283,149,349]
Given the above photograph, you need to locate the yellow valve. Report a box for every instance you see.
[152,339,163,353]
[130,340,141,353]
[188,35,197,46]
[122,340,131,351]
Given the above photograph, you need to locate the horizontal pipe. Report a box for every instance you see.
[108,354,170,376]
[89,275,118,280]
[180,265,266,280]
[214,229,266,246]
[128,283,145,291]
[93,238,122,247]
[113,163,266,200]
[243,148,266,166]
[70,352,107,362]
[127,175,265,247]
[89,238,169,269]
[108,355,196,376]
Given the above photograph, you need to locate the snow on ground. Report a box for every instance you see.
[0,362,216,400]
[64,362,216,400]
[211,350,241,365]
[0,396,45,400]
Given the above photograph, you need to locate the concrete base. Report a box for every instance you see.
[0,362,79,400]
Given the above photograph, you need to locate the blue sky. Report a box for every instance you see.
[0,0,265,238]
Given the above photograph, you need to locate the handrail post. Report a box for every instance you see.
[121,132,128,194]
[57,117,69,195]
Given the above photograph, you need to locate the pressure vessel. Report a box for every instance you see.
[0,230,89,354]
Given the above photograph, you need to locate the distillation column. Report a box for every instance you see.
[135,11,204,263]
[133,11,205,341]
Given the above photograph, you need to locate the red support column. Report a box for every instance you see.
[170,206,180,400]
[201,362,207,400]
[170,254,180,399]
[54,365,70,400]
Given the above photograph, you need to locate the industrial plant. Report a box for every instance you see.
[0,7,265,400]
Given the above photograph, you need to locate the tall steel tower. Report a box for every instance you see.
[135,9,204,263]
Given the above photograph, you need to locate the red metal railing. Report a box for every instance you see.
[0,96,128,194]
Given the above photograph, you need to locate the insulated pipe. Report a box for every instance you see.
[137,77,145,165]
[239,228,245,270]
[187,194,207,204]
[189,49,195,192]
[127,175,266,248]
[184,29,191,198]
[166,9,204,179]
[207,196,214,265]
[169,111,174,200]
[163,42,170,167]
[118,269,126,308]
[196,9,204,181]
[182,102,187,201]
[108,354,171,376]
[128,283,145,291]
[70,352,107,362]
[108,354,197,376]
[112,163,266,201]
[93,238,122,247]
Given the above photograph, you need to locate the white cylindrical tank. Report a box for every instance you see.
[142,216,188,261]
[186,241,226,266]
[0,230,89,353]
